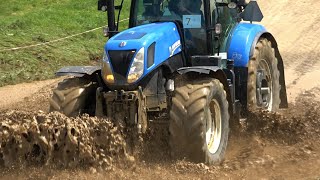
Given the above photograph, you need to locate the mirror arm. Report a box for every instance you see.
[116,0,124,31]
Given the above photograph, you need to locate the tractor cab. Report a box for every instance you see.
[131,0,211,56]
[98,0,264,65]
[99,0,248,61]
[130,0,240,56]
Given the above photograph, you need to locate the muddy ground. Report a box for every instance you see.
[0,87,320,180]
[0,0,320,179]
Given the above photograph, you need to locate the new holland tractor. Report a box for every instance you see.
[49,0,288,164]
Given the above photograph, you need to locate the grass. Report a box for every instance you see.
[0,0,130,86]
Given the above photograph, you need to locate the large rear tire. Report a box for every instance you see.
[49,77,97,117]
[247,38,281,111]
[169,78,229,164]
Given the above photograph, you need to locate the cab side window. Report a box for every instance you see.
[210,0,237,52]
[218,6,232,38]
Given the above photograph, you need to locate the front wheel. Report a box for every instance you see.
[49,77,97,117]
[169,78,229,164]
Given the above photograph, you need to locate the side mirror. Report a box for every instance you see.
[215,23,222,35]
[98,0,107,11]
[236,0,248,6]
[103,27,109,37]
[228,2,237,9]
[240,1,263,22]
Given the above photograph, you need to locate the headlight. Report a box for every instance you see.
[127,47,144,83]
[101,51,114,84]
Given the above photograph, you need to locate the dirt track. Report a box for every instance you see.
[260,0,320,102]
[1,0,320,179]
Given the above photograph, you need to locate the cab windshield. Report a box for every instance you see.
[133,0,208,55]
[133,0,205,26]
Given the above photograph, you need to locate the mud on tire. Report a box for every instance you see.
[169,78,229,164]
[49,77,97,117]
[247,38,281,111]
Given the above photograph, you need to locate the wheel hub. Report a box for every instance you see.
[256,59,273,110]
[206,99,222,154]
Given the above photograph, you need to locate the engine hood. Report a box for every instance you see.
[103,22,182,86]
[105,22,182,59]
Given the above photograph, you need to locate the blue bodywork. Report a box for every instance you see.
[227,22,267,67]
[105,21,269,80]
[105,22,181,83]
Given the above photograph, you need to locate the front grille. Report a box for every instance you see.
[108,50,136,83]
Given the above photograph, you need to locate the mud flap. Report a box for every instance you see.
[275,49,288,108]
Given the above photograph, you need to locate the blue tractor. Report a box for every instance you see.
[50,0,288,164]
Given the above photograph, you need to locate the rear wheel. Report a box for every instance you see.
[49,77,97,117]
[169,78,229,164]
[247,38,281,111]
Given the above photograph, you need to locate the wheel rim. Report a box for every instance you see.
[256,59,273,111]
[206,99,222,154]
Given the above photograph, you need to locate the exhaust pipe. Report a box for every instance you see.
[106,0,116,37]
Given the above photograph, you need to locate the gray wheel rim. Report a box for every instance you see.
[206,99,222,154]
[256,59,273,111]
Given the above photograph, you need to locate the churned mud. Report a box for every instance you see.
[0,111,133,170]
[0,93,319,179]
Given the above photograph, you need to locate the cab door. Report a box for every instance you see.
[210,0,238,55]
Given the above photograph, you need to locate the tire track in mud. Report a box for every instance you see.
[0,78,62,111]
[260,0,320,103]
[288,16,320,84]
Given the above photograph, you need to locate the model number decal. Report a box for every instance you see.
[232,52,242,61]
[183,15,201,29]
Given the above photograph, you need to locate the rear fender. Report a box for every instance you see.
[228,23,288,108]
[227,22,267,67]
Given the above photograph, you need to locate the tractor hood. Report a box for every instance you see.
[105,22,181,58]
[103,22,182,85]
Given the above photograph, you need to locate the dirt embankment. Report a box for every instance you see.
[0,0,320,179]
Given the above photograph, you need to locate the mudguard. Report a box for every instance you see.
[55,66,101,77]
[177,66,235,114]
[177,66,221,75]
[227,22,267,67]
[228,22,288,108]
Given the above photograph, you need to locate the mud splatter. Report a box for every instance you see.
[0,110,132,170]
[0,97,320,179]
